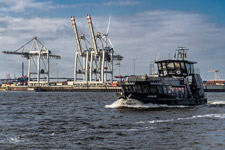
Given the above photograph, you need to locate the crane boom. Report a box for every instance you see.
[87,14,98,55]
[2,51,61,59]
[2,51,29,58]
[71,16,82,56]
[2,37,61,59]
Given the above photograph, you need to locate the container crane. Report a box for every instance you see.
[71,14,123,85]
[71,16,93,84]
[208,70,219,80]
[2,37,61,86]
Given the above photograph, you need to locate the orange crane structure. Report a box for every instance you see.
[2,37,61,86]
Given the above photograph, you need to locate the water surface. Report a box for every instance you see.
[0,92,224,149]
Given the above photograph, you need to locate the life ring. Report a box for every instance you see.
[176,70,181,75]
[163,71,168,76]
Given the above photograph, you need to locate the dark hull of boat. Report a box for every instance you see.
[116,93,207,106]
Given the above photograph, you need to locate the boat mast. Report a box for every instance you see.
[175,47,189,60]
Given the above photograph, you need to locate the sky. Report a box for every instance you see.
[0,0,225,80]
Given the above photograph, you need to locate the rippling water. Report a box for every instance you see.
[0,91,225,150]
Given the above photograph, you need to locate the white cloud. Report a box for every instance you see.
[105,11,225,79]
[0,0,53,13]
[103,0,143,6]
[1,11,225,80]
[0,16,73,78]
[0,0,140,14]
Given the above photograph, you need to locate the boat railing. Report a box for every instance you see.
[194,68,200,74]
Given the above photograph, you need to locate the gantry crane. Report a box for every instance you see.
[2,37,61,86]
[208,70,219,80]
[71,14,123,85]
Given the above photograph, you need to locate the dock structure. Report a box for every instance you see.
[41,86,121,92]
[204,85,225,92]
[3,84,225,92]
[0,85,122,92]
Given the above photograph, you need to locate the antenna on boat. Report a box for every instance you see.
[175,47,189,60]
[156,51,160,61]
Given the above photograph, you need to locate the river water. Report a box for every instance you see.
[0,91,224,150]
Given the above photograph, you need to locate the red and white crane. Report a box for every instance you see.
[71,14,123,85]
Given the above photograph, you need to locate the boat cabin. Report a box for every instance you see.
[156,60,197,77]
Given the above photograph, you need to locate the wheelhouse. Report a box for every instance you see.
[156,60,196,77]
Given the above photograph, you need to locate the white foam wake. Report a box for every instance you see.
[208,101,225,105]
[9,137,20,143]
[137,113,225,124]
[105,98,148,109]
[79,127,156,133]
[105,98,189,109]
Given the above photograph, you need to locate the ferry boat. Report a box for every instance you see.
[117,47,207,105]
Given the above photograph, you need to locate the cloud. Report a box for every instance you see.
[104,11,225,79]
[0,16,73,78]
[0,0,141,14]
[0,0,53,13]
[1,11,225,80]
[103,0,143,6]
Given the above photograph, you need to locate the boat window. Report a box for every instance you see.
[170,87,178,97]
[141,85,150,93]
[185,63,190,74]
[163,86,168,94]
[184,87,187,97]
[170,87,185,97]
[125,86,131,92]
[188,76,192,84]
[133,85,142,93]
[167,86,172,94]
[157,86,163,94]
[127,86,133,92]
[162,62,167,69]
[180,62,185,70]
[177,87,184,94]
[174,62,180,69]
[150,85,157,94]
[122,85,127,92]
[167,62,175,70]
[158,63,162,71]
[177,87,184,98]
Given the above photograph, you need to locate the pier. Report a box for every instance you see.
[0,85,122,92]
[204,85,225,92]
[2,84,225,92]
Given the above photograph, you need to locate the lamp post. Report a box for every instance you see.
[56,63,58,82]
[115,62,121,75]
